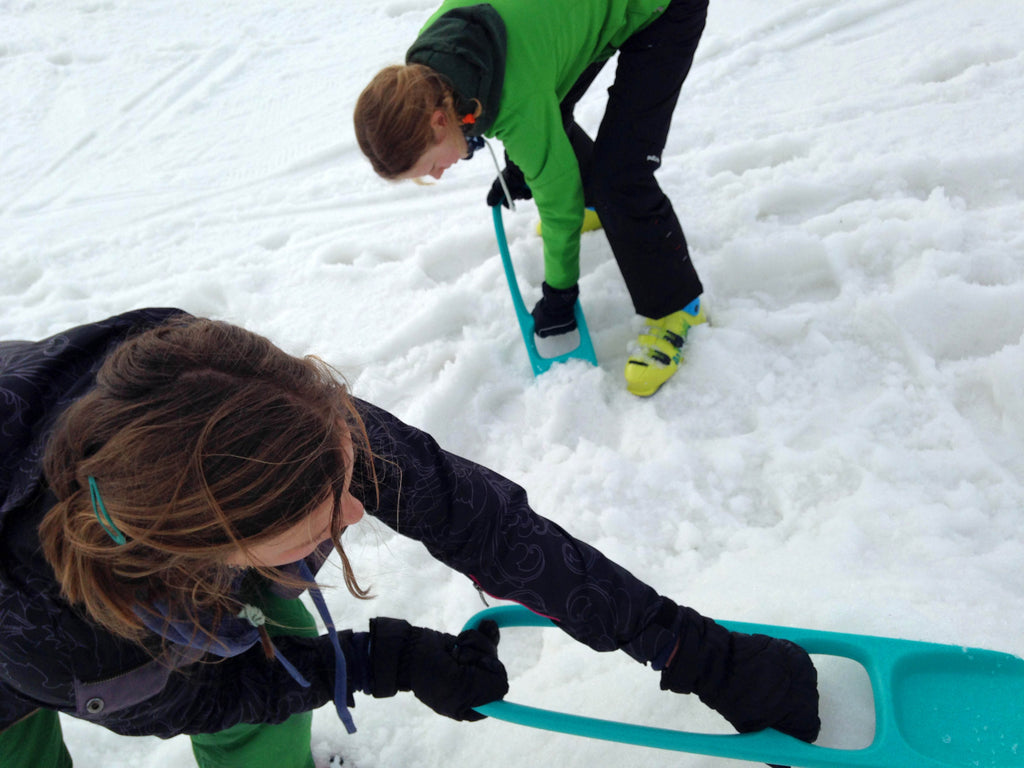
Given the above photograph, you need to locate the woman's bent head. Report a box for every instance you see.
[40,315,371,646]
[354,63,461,179]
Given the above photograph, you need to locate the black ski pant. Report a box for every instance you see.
[562,0,708,319]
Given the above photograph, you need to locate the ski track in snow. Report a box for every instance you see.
[2,1,1024,766]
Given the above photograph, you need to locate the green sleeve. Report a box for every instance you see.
[497,94,584,290]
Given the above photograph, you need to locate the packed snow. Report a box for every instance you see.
[2,0,1023,766]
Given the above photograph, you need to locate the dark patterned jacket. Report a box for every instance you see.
[0,309,676,737]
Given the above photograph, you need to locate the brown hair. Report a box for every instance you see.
[39,315,374,651]
[354,63,462,179]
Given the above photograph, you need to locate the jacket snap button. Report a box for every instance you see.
[85,697,105,714]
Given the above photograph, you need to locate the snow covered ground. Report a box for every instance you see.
[2,0,1023,766]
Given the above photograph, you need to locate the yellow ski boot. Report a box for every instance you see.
[624,297,707,397]
[537,207,603,236]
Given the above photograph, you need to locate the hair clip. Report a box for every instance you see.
[88,476,127,545]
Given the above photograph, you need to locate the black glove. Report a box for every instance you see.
[486,157,532,208]
[531,282,579,338]
[661,606,820,747]
[369,617,508,721]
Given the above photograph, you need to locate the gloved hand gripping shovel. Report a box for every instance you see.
[465,605,1024,768]
[492,205,598,376]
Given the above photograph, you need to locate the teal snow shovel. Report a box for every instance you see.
[464,605,1024,768]
[492,205,598,376]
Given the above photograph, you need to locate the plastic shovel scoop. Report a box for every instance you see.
[464,605,1024,768]
[492,205,598,376]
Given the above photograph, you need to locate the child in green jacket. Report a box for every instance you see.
[355,0,710,396]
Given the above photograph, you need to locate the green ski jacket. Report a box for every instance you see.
[407,0,670,289]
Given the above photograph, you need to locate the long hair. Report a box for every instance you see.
[354,63,460,179]
[39,315,374,650]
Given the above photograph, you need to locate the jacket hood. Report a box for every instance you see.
[406,4,507,136]
[0,310,184,588]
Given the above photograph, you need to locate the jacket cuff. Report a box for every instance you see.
[337,630,373,704]
[367,617,413,699]
[620,597,684,668]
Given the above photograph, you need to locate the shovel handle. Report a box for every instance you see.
[463,605,983,768]
[492,206,598,375]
